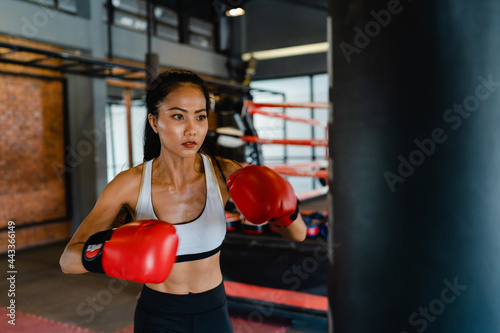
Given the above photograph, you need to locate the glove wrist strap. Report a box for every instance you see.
[82,229,114,274]
[271,198,300,228]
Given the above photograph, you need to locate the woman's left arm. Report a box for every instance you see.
[271,213,307,242]
[221,160,307,242]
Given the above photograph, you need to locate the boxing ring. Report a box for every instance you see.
[218,99,330,331]
[242,100,329,201]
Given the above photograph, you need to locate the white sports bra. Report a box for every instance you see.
[135,154,226,262]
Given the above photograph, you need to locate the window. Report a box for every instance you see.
[21,0,78,14]
[105,0,215,48]
[58,0,77,14]
[112,0,146,13]
[28,0,55,6]
[105,95,147,182]
[111,0,148,32]
[188,17,214,49]
[114,10,148,31]
[154,6,179,42]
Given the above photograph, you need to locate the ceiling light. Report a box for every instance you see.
[226,8,245,17]
[242,42,329,61]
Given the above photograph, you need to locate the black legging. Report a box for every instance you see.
[134,282,233,333]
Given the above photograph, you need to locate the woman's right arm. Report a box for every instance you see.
[59,169,139,274]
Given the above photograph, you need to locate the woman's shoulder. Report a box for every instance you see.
[88,163,146,219]
[212,156,242,180]
[115,162,144,181]
[104,163,145,195]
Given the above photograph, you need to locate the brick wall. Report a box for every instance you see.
[0,73,71,253]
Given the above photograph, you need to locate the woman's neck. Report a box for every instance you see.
[153,152,203,187]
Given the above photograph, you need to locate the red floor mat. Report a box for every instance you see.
[0,307,97,333]
[224,281,328,312]
[0,307,289,333]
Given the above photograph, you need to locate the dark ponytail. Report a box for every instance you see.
[143,118,161,162]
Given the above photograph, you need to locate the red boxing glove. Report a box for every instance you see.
[82,220,178,284]
[227,165,299,227]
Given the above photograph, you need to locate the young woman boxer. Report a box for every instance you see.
[59,69,307,333]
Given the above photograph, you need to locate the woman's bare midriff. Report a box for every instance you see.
[145,252,223,295]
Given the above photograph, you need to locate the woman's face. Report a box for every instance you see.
[149,83,208,158]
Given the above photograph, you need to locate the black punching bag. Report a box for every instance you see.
[328,0,500,332]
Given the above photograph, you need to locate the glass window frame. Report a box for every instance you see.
[20,0,78,15]
[105,0,216,49]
